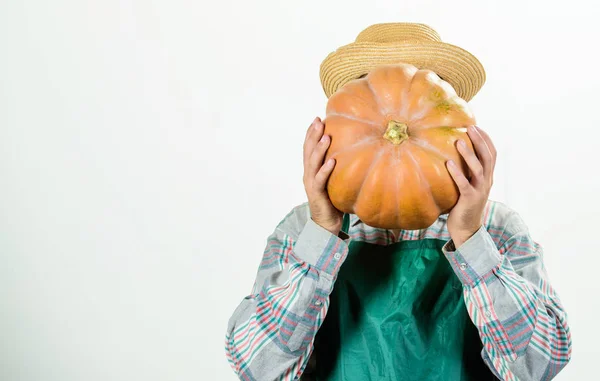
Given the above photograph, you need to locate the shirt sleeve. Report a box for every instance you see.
[442,208,572,381]
[225,203,350,381]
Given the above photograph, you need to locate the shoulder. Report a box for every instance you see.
[274,202,311,240]
[485,200,527,227]
[484,199,531,246]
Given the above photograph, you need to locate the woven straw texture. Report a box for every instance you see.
[320,23,485,101]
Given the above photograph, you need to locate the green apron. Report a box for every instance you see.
[313,214,496,380]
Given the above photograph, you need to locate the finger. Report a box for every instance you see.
[456,138,484,181]
[303,118,323,166]
[304,117,322,141]
[303,117,321,160]
[447,160,472,194]
[307,134,331,177]
[475,127,497,168]
[313,158,336,192]
[467,126,493,177]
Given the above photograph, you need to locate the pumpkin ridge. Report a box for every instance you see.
[404,68,426,121]
[394,65,417,118]
[408,100,449,124]
[353,149,386,217]
[365,75,387,116]
[393,148,404,228]
[409,137,452,162]
[406,71,445,123]
[405,149,442,214]
[409,99,466,129]
[330,136,380,159]
[326,112,382,130]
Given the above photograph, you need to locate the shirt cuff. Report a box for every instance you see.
[293,218,350,277]
[442,225,503,287]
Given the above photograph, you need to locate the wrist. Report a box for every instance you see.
[311,217,341,236]
[451,226,481,249]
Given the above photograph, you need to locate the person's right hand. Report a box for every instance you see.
[303,117,343,235]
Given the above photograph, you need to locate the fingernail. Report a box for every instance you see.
[458,140,466,148]
[320,135,328,143]
[448,160,456,168]
[328,158,335,166]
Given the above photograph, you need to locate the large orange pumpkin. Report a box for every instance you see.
[324,63,476,230]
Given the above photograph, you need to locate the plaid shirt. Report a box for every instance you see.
[225,200,571,380]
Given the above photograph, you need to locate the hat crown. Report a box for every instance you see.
[355,23,442,43]
[320,22,485,101]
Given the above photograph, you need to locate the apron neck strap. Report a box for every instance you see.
[342,213,350,234]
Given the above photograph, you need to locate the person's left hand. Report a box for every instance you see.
[446,126,497,248]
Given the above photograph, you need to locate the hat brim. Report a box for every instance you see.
[320,41,485,101]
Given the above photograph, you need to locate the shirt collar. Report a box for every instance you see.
[350,213,449,227]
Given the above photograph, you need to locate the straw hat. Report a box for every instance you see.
[320,23,486,101]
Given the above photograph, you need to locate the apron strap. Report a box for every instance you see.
[341,213,350,235]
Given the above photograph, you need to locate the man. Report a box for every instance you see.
[225,23,571,381]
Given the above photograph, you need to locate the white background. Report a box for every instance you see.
[1,0,598,380]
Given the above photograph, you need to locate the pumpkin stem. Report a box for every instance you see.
[383,121,409,145]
